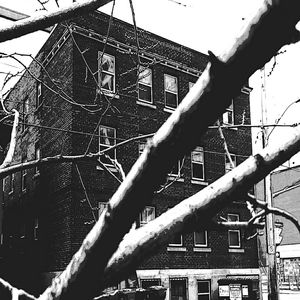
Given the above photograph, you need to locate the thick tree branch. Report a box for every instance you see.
[0,0,113,42]
[0,277,36,300]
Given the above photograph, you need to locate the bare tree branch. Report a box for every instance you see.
[0,277,36,300]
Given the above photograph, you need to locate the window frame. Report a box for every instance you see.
[21,169,27,192]
[35,144,41,174]
[197,280,211,300]
[191,146,205,181]
[222,100,234,125]
[98,52,116,94]
[8,174,14,194]
[139,206,156,226]
[140,278,161,289]
[169,232,183,247]
[99,125,117,166]
[138,67,153,104]
[225,153,237,173]
[228,213,241,248]
[194,230,208,247]
[168,160,183,177]
[164,74,178,110]
[169,278,188,300]
[22,96,29,132]
[37,82,42,108]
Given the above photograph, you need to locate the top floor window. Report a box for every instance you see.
[222,101,234,125]
[191,146,205,181]
[98,53,115,93]
[138,67,152,103]
[36,82,42,108]
[164,74,178,109]
[225,153,237,173]
[99,125,116,165]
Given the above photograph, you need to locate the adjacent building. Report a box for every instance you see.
[0,11,258,299]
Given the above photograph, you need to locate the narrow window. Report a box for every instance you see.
[191,146,205,181]
[194,230,208,247]
[139,206,155,226]
[138,67,152,103]
[8,174,14,194]
[228,214,241,248]
[98,53,115,93]
[99,126,116,165]
[37,82,42,108]
[35,144,41,174]
[164,74,178,109]
[22,96,29,132]
[225,153,236,173]
[34,218,39,241]
[222,101,234,125]
[197,280,211,300]
[170,278,187,300]
[98,202,108,219]
[21,169,27,192]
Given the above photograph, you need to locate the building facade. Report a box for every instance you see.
[1,11,258,299]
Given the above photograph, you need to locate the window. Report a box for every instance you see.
[34,218,39,241]
[141,279,161,288]
[35,144,41,174]
[37,82,42,108]
[164,74,178,109]
[169,233,183,247]
[0,233,3,246]
[99,126,116,165]
[170,278,187,300]
[228,214,241,248]
[225,153,236,173]
[98,53,115,93]
[138,67,152,103]
[222,101,234,125]
[191,147,205,181]
[8,174,14,194]
[21,169,27,192]
[139,206,155,226]
[197,281,210,300]
[169,160,182,177]
[98,202,108,219]
[22,96,29,132]
[194,230,208,247]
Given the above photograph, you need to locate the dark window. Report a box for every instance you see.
[170,279,187,300]
[191,147,205,180]
[164,74,178,109]
[99,126,116,165]
[141,279,161,289]
[228,214,241,248]
[194,230,208,247]
[197,281,210,300]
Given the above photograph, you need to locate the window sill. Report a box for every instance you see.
[96,165,118,173]
[193,247,212,253]
[167,246,187,252]
[136,100,156,109]
[223,123,238,130]
[191,179,208,186]
[163,107,176,114]
[167,175,184,182]
[228,248,244,253]
[100,90,120,99]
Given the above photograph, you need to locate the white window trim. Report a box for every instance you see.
[191,146,205,181]
[197,280,211,300]
[164,74,178,110]
[138,67,153,104]
[37,82,42,107]
[194,230,208,247]
[169,233,183,247]
[99,125,117,166]
[98,52,116,94]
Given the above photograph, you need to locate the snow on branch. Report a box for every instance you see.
[0,277,36,300]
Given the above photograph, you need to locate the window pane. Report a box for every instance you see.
[198,281,209,293]
[141,279,161,289]
[198,295,209,300]
[165,75,178,93]
[101,54,115,73]
[169,233,182,245]
[229,231,240,247]
[166,92,177,108]
[192,163,204,180]
[195,231,207,246]
[192,151,204,163]
[139,68,152,85]
[170,280,187,300]
[138,84,152,103]
[100,73,114,91]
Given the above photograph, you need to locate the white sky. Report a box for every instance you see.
[1,0,300,165]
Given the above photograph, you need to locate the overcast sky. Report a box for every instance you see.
[1,0,300,165]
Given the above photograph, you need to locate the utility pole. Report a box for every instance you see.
[260,67,279,300]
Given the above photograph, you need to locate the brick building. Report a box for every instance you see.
[1,11,259,300]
